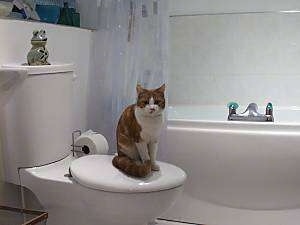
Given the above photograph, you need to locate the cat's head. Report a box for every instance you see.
[136,84,165,117]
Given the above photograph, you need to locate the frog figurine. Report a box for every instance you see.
[27,30,50,66]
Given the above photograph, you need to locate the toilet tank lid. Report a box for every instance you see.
[69,155,187,193]
[2,63,74,75]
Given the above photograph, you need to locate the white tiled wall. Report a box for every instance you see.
[169,12,300,107]
[169,0,300,15]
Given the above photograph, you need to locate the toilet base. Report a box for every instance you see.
[19,155,184,225]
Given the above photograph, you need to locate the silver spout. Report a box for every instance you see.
[243,103,259,116]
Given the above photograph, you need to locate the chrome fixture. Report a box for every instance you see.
[227,102,274,122]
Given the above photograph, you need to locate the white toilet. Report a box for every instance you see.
[0,64,186,225]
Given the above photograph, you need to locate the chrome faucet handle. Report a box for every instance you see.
[227,102,239,109]
[265,102,274,122]
[266,102,274,122]
[266,102,273,115]
[227,102,239,115]
[227,102,239,110]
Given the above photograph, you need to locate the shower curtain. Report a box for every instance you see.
[88,0,169,153]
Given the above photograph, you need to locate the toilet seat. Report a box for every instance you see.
[69,155,186,193]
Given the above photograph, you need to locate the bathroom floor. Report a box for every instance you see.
[156,219,200,225]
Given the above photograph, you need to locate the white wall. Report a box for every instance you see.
[0,19,92,179]
[169,0,300,15]
[168,1,300,108]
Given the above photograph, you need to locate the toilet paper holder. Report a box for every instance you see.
[71,130,90,156]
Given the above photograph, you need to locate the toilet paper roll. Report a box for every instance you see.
[74,130,109,157]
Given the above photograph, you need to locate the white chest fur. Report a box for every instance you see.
[135,107,164,143]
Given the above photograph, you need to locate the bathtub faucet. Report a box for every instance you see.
[227,102,274,122]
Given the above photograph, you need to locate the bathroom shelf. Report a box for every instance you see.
[0,181,48,225]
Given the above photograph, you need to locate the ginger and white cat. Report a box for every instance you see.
[112,84,165,177]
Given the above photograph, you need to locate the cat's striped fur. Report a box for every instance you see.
[112,84,165,177]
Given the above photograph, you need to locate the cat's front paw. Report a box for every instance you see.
[151,163,160,171]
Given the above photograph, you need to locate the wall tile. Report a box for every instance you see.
[169,13,300,107]
[170,0,300,16]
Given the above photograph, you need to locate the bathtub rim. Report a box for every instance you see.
[167,119,300,135]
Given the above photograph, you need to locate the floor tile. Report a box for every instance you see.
[156,219,198,225]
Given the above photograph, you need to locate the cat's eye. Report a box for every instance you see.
[154,100,161,105]
[140,100,148,105]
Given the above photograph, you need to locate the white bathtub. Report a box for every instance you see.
[161,105,300,225]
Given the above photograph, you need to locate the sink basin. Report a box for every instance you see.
[0,69,27,107]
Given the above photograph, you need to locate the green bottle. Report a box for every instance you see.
[57,2,73,26]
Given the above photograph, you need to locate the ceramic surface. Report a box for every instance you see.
[20,155,184,225]
[70,155,186,193]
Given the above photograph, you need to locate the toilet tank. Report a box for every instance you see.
[0,64,74,184]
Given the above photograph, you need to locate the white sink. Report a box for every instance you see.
[0,68,27,107]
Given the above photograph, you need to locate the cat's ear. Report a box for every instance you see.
[136,84,145,95]
[156,84,165,93]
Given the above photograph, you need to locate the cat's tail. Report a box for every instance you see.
[112,155,151,177]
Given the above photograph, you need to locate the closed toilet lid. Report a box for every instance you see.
[69,155,186,193]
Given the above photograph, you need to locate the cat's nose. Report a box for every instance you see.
[149,108,155,113]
